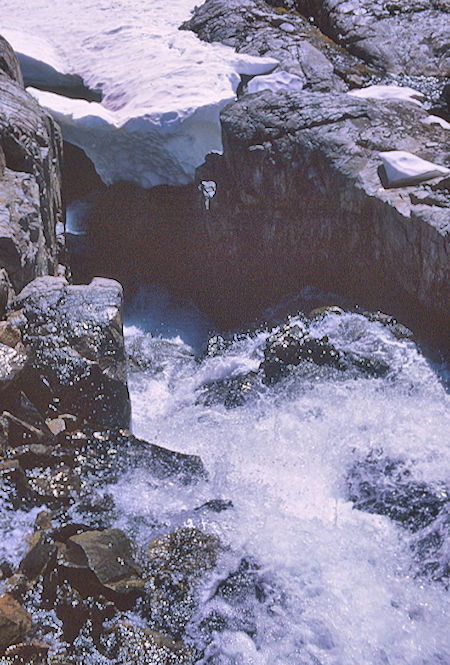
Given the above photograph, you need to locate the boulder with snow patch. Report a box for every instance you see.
[193,89,449,340]
[182,0,374,91]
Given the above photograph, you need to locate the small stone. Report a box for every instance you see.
[0,322,22,350]
[35,511,53,531]
[46,417,66,436]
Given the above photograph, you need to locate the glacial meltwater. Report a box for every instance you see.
[103,287,448,665]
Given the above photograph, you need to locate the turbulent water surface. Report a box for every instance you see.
[119,288,450,665]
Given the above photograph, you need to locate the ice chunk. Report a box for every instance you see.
[247,70,304,95]
[379,151,450,187]
[349,85,424,106]
[199,181,217,210]
[1,1,277,188]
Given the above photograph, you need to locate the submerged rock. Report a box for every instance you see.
[143,527,220,636]
[196,372,260,408]
[347,452,449,533]
[103,621,194,665]
[67,429,207,486]
[9,276,130,428]
[261,320,389,384]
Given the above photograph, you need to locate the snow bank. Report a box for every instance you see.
[1,1,277,187]
[349,85,424,106]
[247,71,304,95]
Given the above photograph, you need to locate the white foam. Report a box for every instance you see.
[247,70,304,95]
[349,84,425,106]
[379,150,450,187]
[1,2,277,187]
[121,305,450,664]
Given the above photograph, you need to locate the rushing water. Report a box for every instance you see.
[115,287,450,665]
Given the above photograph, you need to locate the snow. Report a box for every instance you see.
[247,70,304,95]
[1,1,277,187]
[421,115,450,130]
[379,150,450,187]
[349,85,424,106]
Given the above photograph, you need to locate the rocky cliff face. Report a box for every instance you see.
[0,37,63,306]
[285,0,449,77]
[0,34,131,429]
[180,0,450,341]
[193,89,449,338]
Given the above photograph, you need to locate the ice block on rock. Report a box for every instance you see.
[379,151,450,187]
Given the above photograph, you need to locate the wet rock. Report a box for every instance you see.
[262,323,343,383]
[26,464,81,508]
[182,0,374,91]
[0,321,23,350]
[144,527,220,635]
[0,460,31,508]
[0,36,63,294]
[195,499,233,513]
[5,442,72,470]
[261,320,388,384]
[19,531,56,581]
[67,429,207,486]
[0,593,32,653]
[194,89,449,340]
[196,372,260,408]
[1,412,51,447]
[0,344,26,392]
[2,640,49,663]
[10,276,130,428]
[347,452,449,532]
[0,269,14,318]
[56,529,143,605]
[34,510,53,531]
[362,311,415,341]
[1,575,28,604]
[52,582,115,643]
[103,621,194,665]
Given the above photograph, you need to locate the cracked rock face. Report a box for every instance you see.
[289,0,449,77]
[193,89,449,336]
[8,276,131,429]
[0,36,63,295]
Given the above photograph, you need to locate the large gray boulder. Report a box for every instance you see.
[291,0,449,77]
[0,35,63,294]
[193,89,449,338]
[182,0,373,91]
[8,276,130,428]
